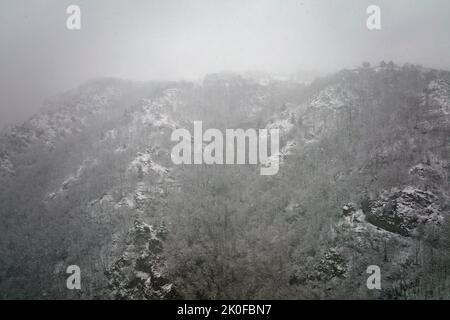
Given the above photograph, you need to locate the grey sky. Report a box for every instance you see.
[1,0,450,129]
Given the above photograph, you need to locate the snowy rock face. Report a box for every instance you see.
[129,149,170,177]
[365,187,442,237]
[417,79,450,133]
[130,96,178,130]
[409,162,446,185]
[1,80,128,153]
[264,83,359,154]
[315,248,348,281]
[105,220,178,300]
[0,151,14,177]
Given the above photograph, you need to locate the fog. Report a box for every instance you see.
[1,0,450,129]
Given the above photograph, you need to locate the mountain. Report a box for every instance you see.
[0,62,449,299]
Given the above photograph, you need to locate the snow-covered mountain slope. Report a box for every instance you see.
[0,63,449,299]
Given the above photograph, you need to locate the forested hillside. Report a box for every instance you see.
[0,62,449,299]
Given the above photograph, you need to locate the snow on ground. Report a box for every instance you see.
[114,145,127,154]
[114,195,135,210]
[309,86,355,111]
[267,117,295,135]
[0,153,15,176]
[3,84,123,152]
[423,79,450,116]
[101,129,118,142]
[129,150,170,176]
[132,94,179,129]
[45,161,90,202]
[260,139,297,170]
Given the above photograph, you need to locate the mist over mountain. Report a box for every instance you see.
[3,0,450,131]
[0,62,449,299]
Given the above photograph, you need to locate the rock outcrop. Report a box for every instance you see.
[0,150,14,177]
[365,187,442,237]
[105,220,178,299]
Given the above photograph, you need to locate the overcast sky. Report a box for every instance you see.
[1,0,450,129]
